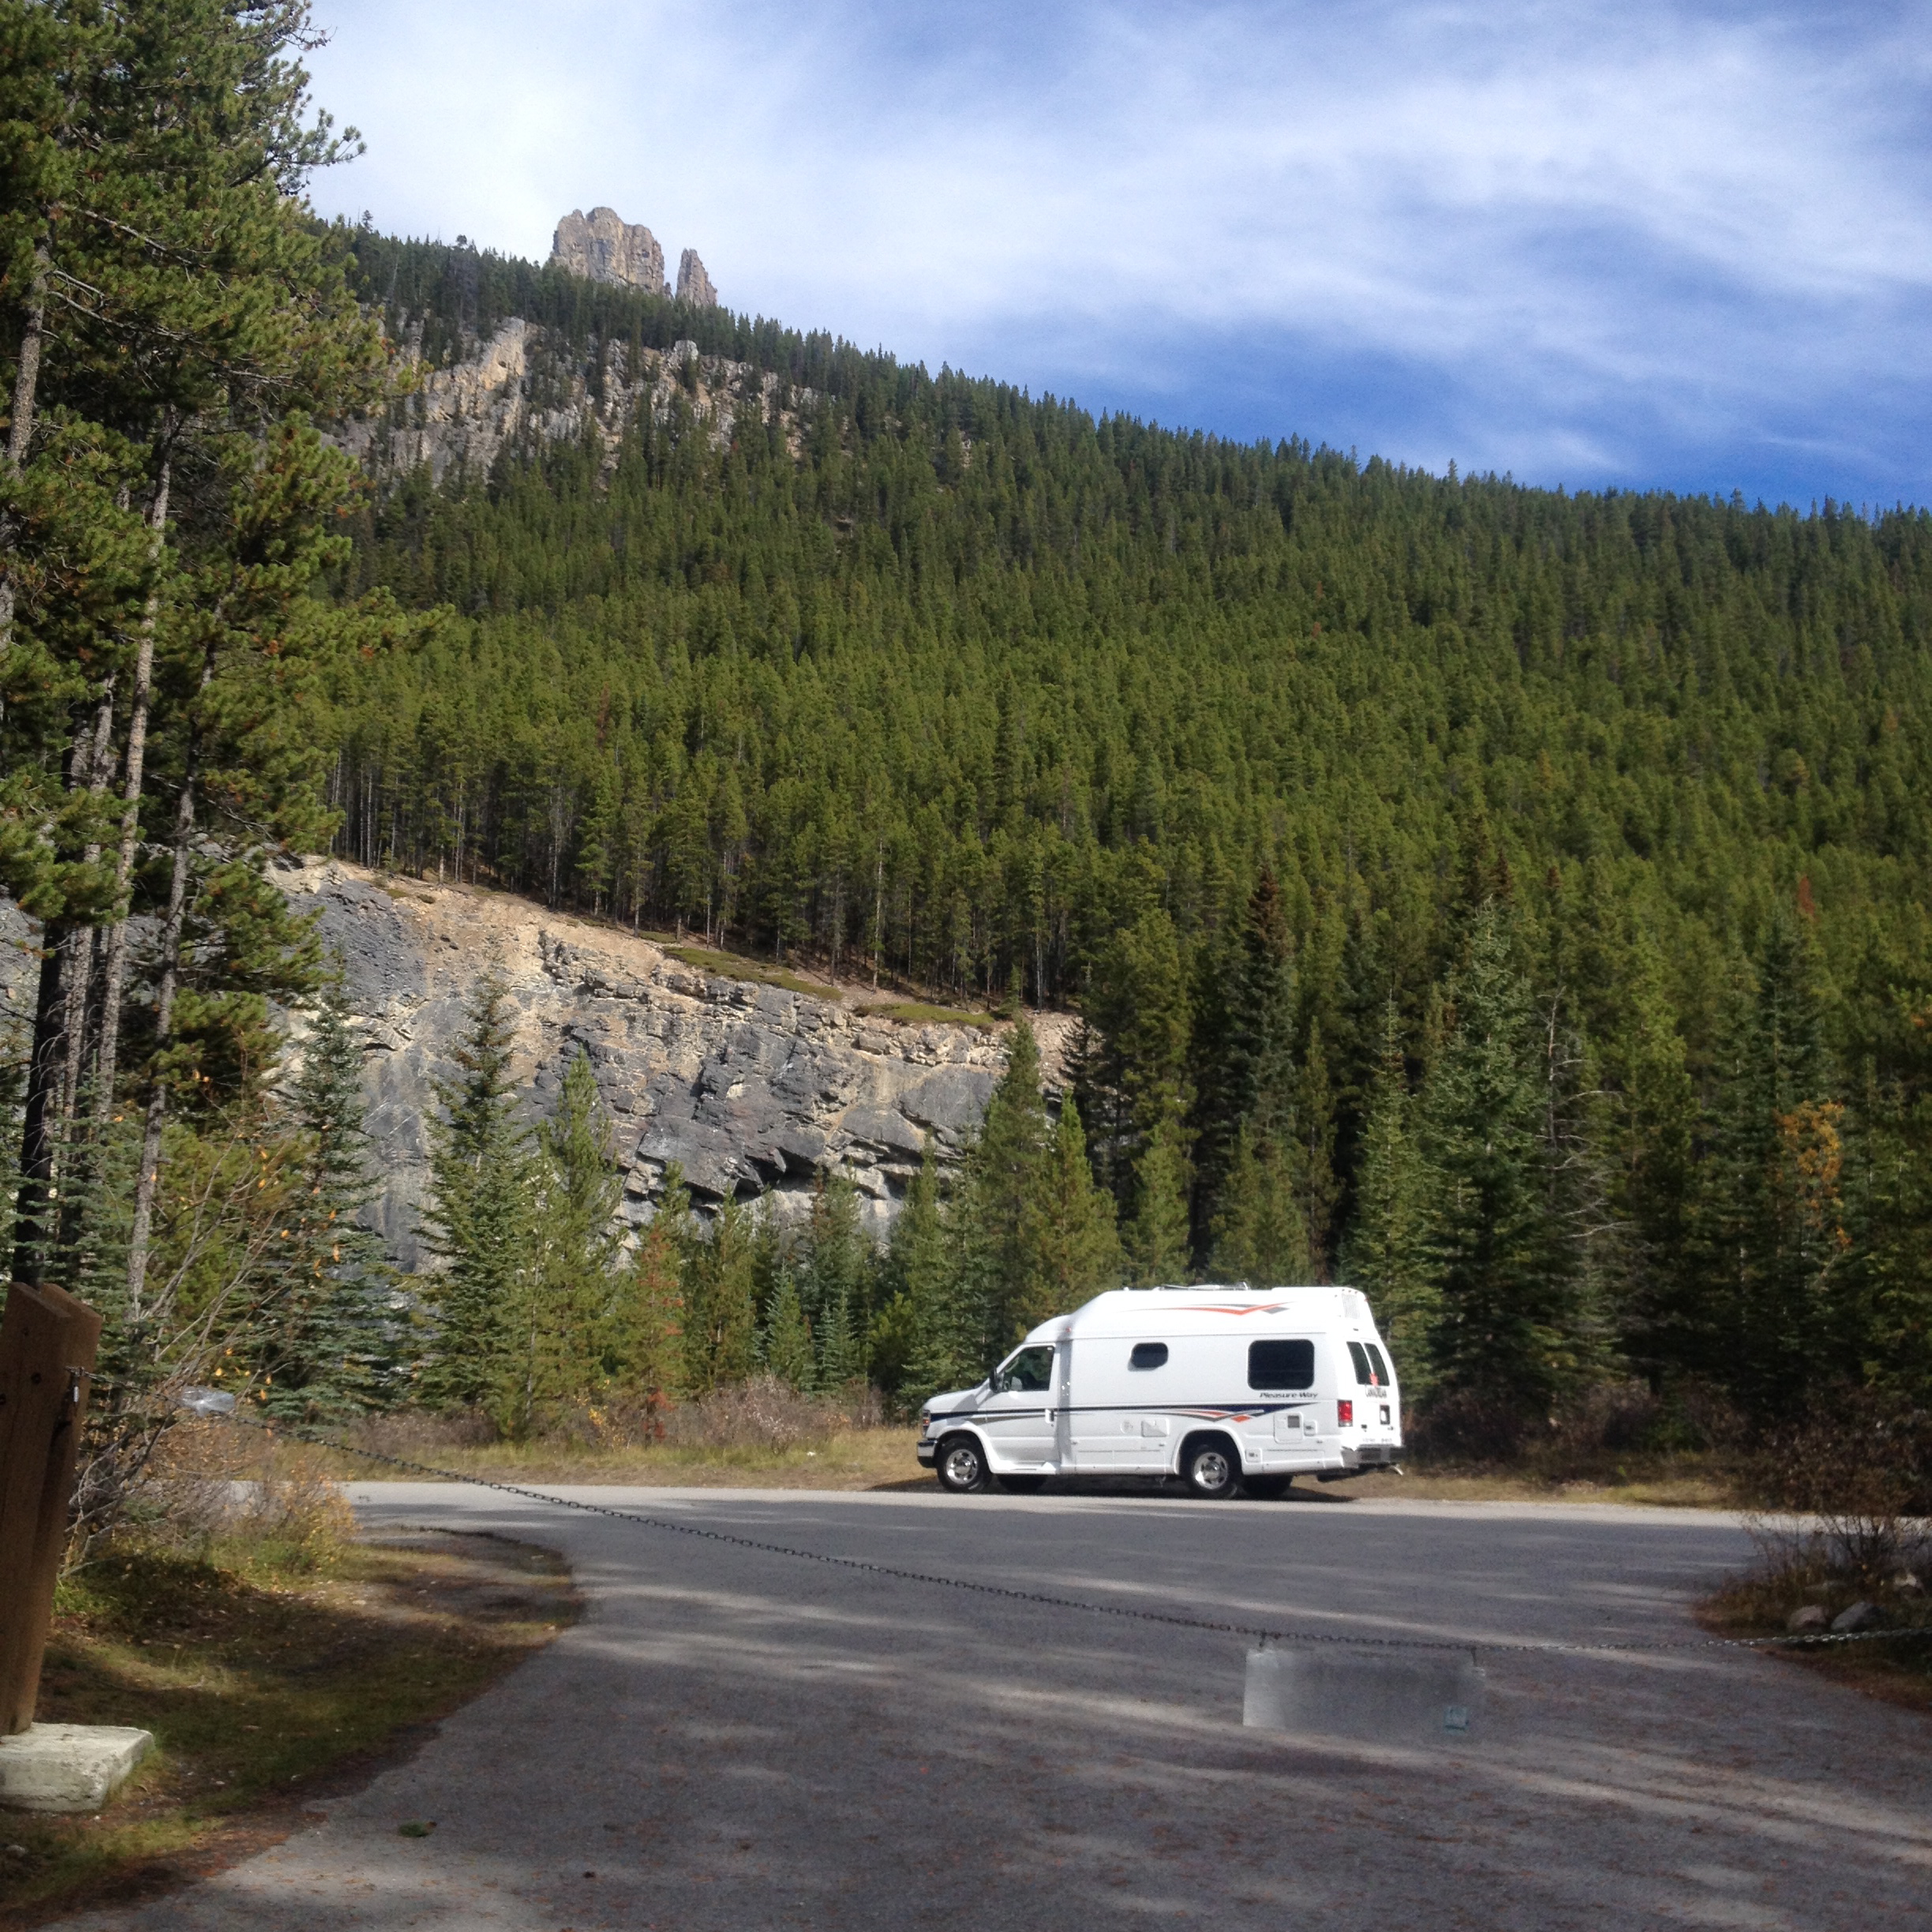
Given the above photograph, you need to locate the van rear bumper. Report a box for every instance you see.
[1339,1443,1401,1470]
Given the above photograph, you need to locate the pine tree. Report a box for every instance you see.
[1342,1003,1433,1389]
[799,1170,868,1390]
[1211,1121,1309,1287]
[493,1049,626,1434]
[1076,908,1193,1204]
[1298,1018,1340,1277]
[260,972,402,1418]
[1601,933,1698,1380]
[1417,904,1578,1423]
[1849,1018,1932,1408]
[1017,1101,1120,1327]
[1123,1111,1193,1286]
[683,1193,758,1394]
[417,968,532,1410]
[957,1020,1050,1357]
[893,1143,977,1409]
[611,1163,689,1416]
[759,1267,816,1390]
[1700,908,1845,1417]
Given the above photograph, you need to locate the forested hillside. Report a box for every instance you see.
[320,234,1932,1445]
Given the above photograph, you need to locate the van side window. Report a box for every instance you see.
[1248,1339,1315,1390]
[1366,1342,1392,1387]
[994,1346,1054,1394]
[1347,1340,1373,1385]
[1129,1342,1169,1370]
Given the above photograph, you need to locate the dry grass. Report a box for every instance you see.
[1341,1460,1738,1509]
[0,1530,576,1926]
[852,999,998,1030]
[1698,1530,1932,1713]
[653,942,826,1001]
[310,1417,929,1491]
[264,1402,1739,1506]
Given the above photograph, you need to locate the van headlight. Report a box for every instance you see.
[919,1410,932,1433]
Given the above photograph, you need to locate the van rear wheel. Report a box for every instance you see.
[936,1434,990,1493]
[1181,1437,1241,1500]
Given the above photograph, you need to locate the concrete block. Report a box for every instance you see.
[1244,1646,1485,1743]
[0,1724,153,1812]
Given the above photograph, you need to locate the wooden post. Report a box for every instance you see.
[0,1282,103,1735]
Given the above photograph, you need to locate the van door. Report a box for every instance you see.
[979,1344,1059,1468]
[1069,1337,1168,1467]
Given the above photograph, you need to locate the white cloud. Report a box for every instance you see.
[302,0,1932,500]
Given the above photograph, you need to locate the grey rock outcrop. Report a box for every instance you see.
[549,208,667,294]
[275,862,1072,1267]
[676,248,718,308]
[331,322,814,489]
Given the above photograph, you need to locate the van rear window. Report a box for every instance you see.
[1248,1339,1315,1390]
[1366,1342,1391,1387]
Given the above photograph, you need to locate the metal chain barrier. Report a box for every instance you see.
[230,1414,1931,1661]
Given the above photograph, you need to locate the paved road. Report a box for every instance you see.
[60,1484,1931,1931]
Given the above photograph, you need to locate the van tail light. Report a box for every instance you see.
[1337,1399,1354,1427]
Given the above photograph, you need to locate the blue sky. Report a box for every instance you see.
[303,0,1932,511]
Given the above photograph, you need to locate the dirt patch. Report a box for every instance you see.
[0,1531,577,1927]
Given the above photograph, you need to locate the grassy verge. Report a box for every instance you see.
[652,941,826,1001]
[1699,1557,1932,1713]
[290,1416,1739,1507]
[0,1532,576,1926]
[1342,1458,1738,1508]
[311,1425,930,1492]
[853,1000,998,1030]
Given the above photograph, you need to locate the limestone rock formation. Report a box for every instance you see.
[549,208,667,294]
[0,863,1073,1267]
[676,248,718,308]
[331,323,811,488]
[271,863,1072,1267]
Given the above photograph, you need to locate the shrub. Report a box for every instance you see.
[104,1419,355,1574]
[1746,1395,1932,1584]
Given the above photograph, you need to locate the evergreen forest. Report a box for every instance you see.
[319,230,1932,1448]
[5,2,1932,1492]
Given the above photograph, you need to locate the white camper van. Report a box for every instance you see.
[915,1285,1400,1499]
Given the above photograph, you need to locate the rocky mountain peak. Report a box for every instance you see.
[676,247,718,308]
[549,207,667,294]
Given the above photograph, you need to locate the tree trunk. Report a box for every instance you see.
[0,234,51,658]
[123,599,212,1320]
[90,461,170,1133]
[13,702,114,1283]
[11,934,69,1286]
[123,763,196,1323]
[54,681,122,1138]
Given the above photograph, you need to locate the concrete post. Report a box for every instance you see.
[0,1282,103,1735]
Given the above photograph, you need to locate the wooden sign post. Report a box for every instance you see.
[0,1282,103,1736]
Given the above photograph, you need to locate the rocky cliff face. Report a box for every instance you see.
[549,207,667,293]
[277,863,1069,1268]
[676,248,718,307]
[330,325,810,489]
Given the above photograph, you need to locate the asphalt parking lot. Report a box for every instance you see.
[57,1482,1932,1931]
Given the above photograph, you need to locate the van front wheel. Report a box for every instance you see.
[936,1435,990,1494]
[1181,1437,1241,1500]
